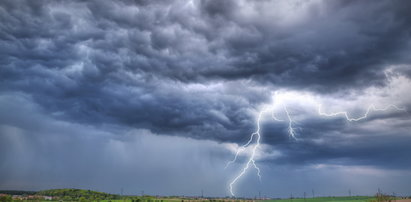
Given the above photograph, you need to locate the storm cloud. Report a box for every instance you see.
[1,0,411,197]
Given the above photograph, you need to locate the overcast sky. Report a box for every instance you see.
[1,0,411,198]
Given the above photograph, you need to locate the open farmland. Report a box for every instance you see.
[260,196,375,202]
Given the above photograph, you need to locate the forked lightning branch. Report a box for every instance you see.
[226,91,406,196]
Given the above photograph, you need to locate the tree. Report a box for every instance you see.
[79,196,87,202]
[0,195,12,202]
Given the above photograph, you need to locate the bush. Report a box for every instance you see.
[0,195,12,202]
[368,193,393,202]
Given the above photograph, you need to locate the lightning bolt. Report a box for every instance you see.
[318,104,406,121]
[227,94,297,196]
[228,108,265,196]
[283,105,297,139]
[226,92,406,197]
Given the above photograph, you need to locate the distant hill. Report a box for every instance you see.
[36,188,120,200]
[0,190,36,195]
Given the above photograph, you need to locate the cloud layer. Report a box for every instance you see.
[1,0,411,197]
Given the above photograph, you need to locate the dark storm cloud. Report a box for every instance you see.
[196,0,411,89]
[1,0,410,139]
[265,124,411,169]
[1,0,411,190]
[250,105,411,170]
[0,0,276,143]
[0,94,233,196]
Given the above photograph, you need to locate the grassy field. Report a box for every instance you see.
[7,197,379,202]
[99,196,377,202]
[1,188,385,202]
[259,196,375,202]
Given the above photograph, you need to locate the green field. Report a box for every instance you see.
[3,189,402,202]
[259,196,375,202]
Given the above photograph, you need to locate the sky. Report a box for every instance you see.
[1,0,411,198]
